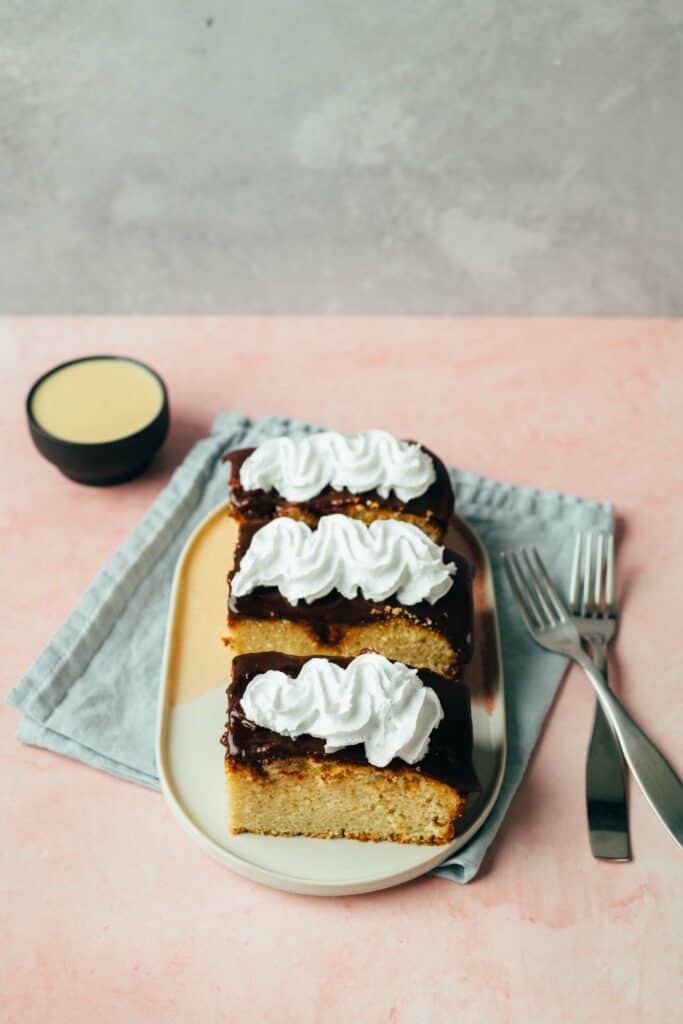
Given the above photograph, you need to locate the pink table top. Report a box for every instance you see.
[2,320,682,1023]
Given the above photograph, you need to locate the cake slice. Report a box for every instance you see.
[227,514,473,679]
[223,652,479,844]
[223,430,454,542]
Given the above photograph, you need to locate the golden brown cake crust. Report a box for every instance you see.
[228,616,462,679]
[225,757,466,845]
[229,501,444,541]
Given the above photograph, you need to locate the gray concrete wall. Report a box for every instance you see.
[2,1,682,313]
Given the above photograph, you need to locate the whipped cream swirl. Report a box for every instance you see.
[231,514,456,605]
[241,653,444,767]
[239,430,436,503]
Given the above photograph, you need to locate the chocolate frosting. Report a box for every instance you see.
[223,652,480,793]
[227,521,474,663]
[223,441,454,530]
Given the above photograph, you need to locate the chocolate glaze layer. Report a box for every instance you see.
[223,441,454,531]
[223,652,480,793]
[227,521,474,663]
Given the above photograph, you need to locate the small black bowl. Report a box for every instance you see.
[26,355,170,486]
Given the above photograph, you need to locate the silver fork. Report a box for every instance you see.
[502,546,683,850]
[570,532,630,861]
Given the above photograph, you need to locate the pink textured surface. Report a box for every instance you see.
[2,320,682,1024]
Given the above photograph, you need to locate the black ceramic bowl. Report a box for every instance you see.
[26,356,170,485]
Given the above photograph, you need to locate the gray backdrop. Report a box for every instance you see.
[2,1,682,313]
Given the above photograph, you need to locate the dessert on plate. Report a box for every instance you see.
[221,428,477,846]
[227,513,473,679]
[224,429,454,542]
[223,652,479,844]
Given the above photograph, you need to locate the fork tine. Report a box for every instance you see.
[569,532,582,612]
[511,551,550,627]
[606,532,616,616]
[528,546,570,622]
[594,532,605,613]
[581,532,592,615]
[501,553,542,630]
[520,548,554,625]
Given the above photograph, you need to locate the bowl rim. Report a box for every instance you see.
[26,354,169,448]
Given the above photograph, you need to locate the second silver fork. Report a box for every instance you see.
[570,532,631,862]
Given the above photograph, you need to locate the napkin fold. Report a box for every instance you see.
[8,412,612,883]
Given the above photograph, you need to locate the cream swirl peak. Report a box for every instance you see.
[230,514,456,606]
[238,430,436,503]
[240,653,444,767]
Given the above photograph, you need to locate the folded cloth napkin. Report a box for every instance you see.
[8,412,612,883]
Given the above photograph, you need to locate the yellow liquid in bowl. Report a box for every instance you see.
[31,358,164,444]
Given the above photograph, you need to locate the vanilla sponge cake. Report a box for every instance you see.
[223,652,479,844]
[224,430,454,542]
[227,515,474,679]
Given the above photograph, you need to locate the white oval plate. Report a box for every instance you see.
[156,502,506,896]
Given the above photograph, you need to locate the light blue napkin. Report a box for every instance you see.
[8,412,612,883]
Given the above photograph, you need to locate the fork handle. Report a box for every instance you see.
[585,650,631,861]
[577,651,683,849]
